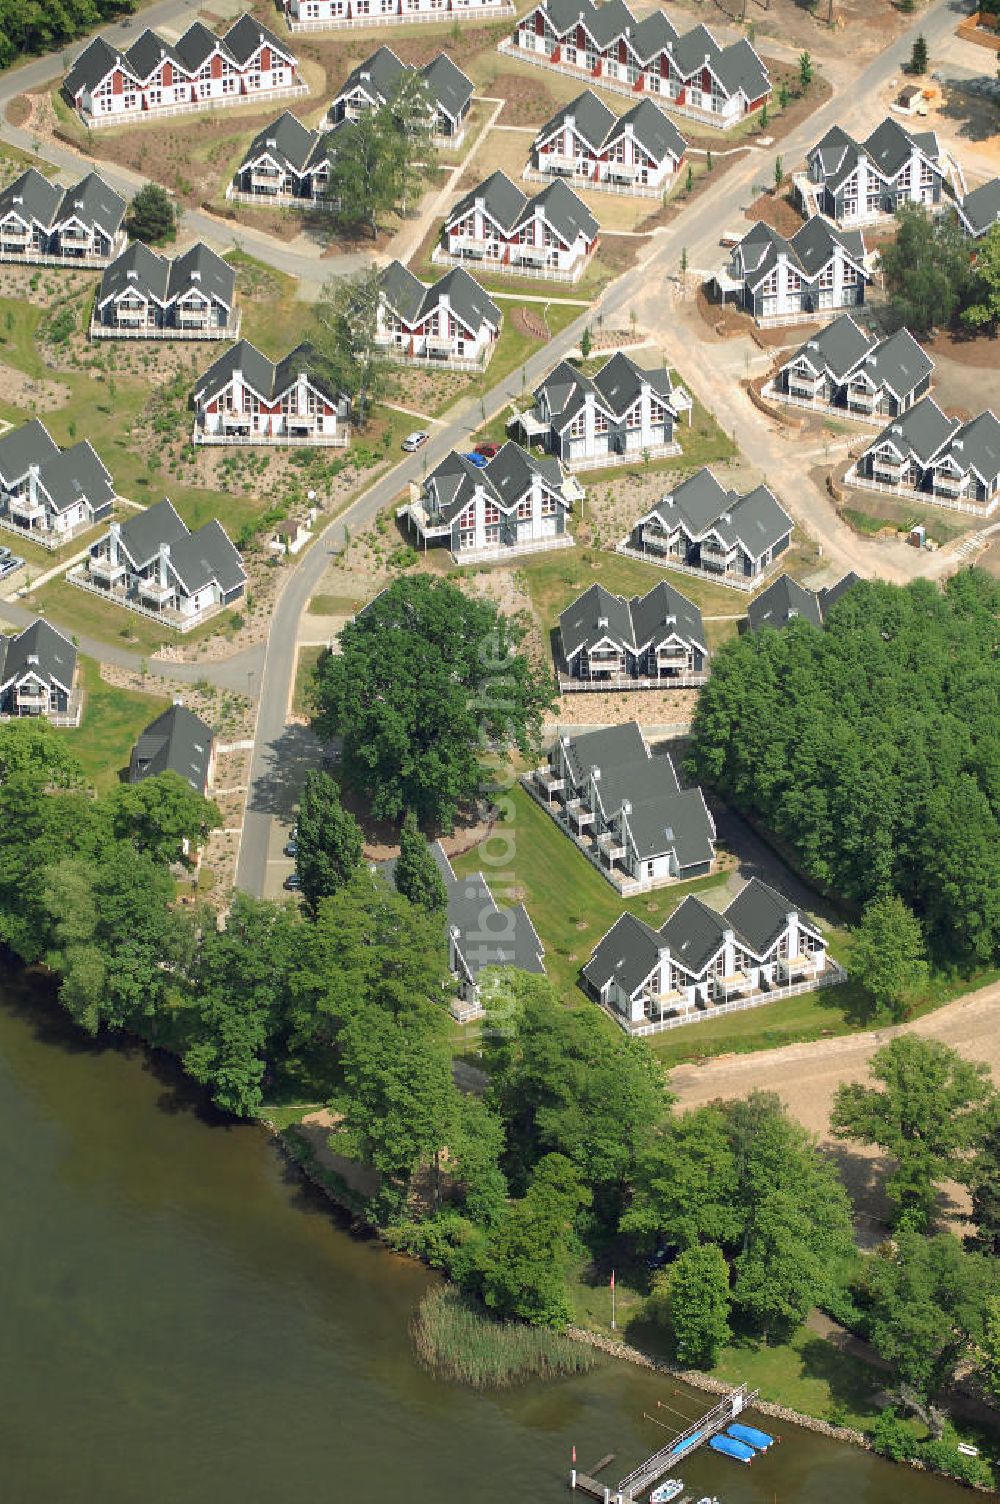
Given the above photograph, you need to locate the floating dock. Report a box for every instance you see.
[573,1385,760,1502]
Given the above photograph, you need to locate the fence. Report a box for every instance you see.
[286,0,512,28]
[430,243,587,284]
[224,184,336,213]
[521,162,663,200]
[0,511,95,552]
[0,247,116,269]
[615,539,758,592]
[606,961,848,1038]
[65,568,227,634]
[82,81,309,129]
[194,423,350,448]
[453,532,574,565]
[843,464,999,518]
[2,695,83,729]
[557,670,707,692]
[566,440,682,473]
[90,314,241,342]
[376,342,493,372]
[760,380,892,428]
[496,40,752,130]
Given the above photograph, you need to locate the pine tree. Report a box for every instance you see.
[909,34,929,74]
[295,769,364,918]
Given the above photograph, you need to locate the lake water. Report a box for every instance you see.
[0,963,974,1504]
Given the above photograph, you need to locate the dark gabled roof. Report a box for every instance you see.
[724,876,802,957]
[0,619,76,695]
[713,35,769,101]
[0,418,59,486]
[378,260,500,334]
[168,519,247,598]
[746,573,823,633]
[117,497,189,567]
[36,440,115,515]
[817,571,860,616]
[957,177,1000,238]
[57,171,126,236]
[447,864,545,979]
[559,720,648,786]
[947,409,1000,485]
[447,170,598,245]
[0,167,62,228]
[559,578,704,660]
[736,217,866,289]
[857,326,933,400]
[242,111,322,174]
[193,338,343,409]
[582,909,661,997]
[484,438,566,508]
[533,351,677,431]
[611,97,687,164]
[866,396,957,466]
[671,21,721,79]
[537,89,616,153]
[630,10,679,60]
[420,52,473,121]
[223,12,290,66]
[339,44,407,103]
[124,26,180,81]
[784,314,873,382]
[129,703,214,791]
[171,19,222,75]
[593,350,673,416]
[863,116,940,180]
[64,34,127,99]
[658,893,729,974]
[168,242,235,308]
[643,468,792,561]
[98,240,170,305]
[594,744,680,826]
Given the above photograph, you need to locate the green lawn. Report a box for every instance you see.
[408,220,645,302]
[293,645,325,718]
[60,656,170,791]
[32,578,245,657]
[225,250,317,357]
[518,545,744,630]
[451,782,730,1001]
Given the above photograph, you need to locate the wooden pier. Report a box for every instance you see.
[572,1385,759,1503]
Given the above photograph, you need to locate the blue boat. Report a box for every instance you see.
[727,1423,774,1452]
[709,1434,754,1464]
[670,1431,701,1455]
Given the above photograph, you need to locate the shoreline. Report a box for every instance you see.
[261,1112,993,1493]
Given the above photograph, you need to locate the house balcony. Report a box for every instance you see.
[777,952,823,981]
[115,308,149,325]
[604,160,640,182]
[846,387,877,410]
[513,406,549,440]
[712,968,751,998]
[587,652,626,675]
[137,577,175,607]
[534,767,564,797]
[787,374,822,397]
[421,333,455,353]
[1,226,30,243]
[700,545,738,573]
[249,171,285,190]
[565,797,594,828]
[596,830,625,861]
[932,471,970,497]
[7,494,46,525]
[14,689,51,712]
[643,987,688,1014]
[871,458,905,482]
[175,311,211,329]
[88,559,125,586]
[59,228,92,246]
[509,245,549,267]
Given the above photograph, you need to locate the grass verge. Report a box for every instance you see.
[60,656,169,792]
[411,1285,599,1388]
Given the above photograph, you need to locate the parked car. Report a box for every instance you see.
[463,451,489,469]
[284,839,298,858]
[0,555,22,578]
[645,1246,672,1271]
[402,431,429,452]
[283,872,301,891]
[474,442,500,459]
[0,546,10,560]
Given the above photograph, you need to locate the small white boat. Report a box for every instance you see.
[650,1480,684,1504]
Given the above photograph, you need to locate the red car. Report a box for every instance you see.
[474,442,500,459]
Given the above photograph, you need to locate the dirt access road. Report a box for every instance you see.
[670,981,1000,1230]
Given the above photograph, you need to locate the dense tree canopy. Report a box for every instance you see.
[311,576,553,829]
[850,895,928,1022]
[295,769,364,917]
[125,183,177,246]
[832,1036,994,1230]
[879,204,976,336]
[394,811,447,914]
[688,573,1000,966]
[325,73,437,238]
[0,0,134,69]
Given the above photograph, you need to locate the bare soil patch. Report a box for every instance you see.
[925,326,1000,369]
[512,306,550,341]
[0,359,69,413]
[668,0,909,61]
[744,186,804,238]
[552,686,700,727]
[977,539,1000,579]
[695,285,815,348]
[486,71,560,127]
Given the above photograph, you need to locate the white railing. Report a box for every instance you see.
[431,243,588,284]
[454,532,574,564]
[0,246,117,268]
[615,539,759,592]
[2,696,83,728]
[375,341,493,372]
[843,464,999,517]
[195,423,349,447]
[90,314,241,342]
[285,0,512,29]
[82,81,309,129]
[522,163,663,200]
[498,39,759,130]
[761,380,893,428]
[65,568,230,633]
[558,670,707,692]
[224,184,335,213]
[0,511,91,551]
[567,440,681,473]
[607,961,848,1037]
[754,306,846,330]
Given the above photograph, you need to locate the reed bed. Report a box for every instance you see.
[411,1286,599,1389]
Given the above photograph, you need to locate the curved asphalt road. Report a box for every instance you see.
[0,0,971,894]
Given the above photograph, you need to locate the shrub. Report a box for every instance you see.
[870,1409,917,1461]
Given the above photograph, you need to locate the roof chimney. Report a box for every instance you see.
[126,268,137,280]
[27,654,39,667]
[597,615,608,628]
[191,269,201,282]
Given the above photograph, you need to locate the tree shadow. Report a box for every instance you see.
[245,720,324,822]
[797,1332,889,1406]
[707,800,852,928]
[821,1141,894,1238]
[932,75,1000,144]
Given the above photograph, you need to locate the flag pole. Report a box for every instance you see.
[611,1269,616,1331]
[571,1445,577,1490]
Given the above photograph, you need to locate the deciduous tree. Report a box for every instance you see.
[961,224,1000,331]
[621,1106,740,1252]
[850,895,928,1021]
[295,769,364,918]
[832,1036,994,1230]
[126,183,177,245]
[667,1244,732,1367]
[480,1153,590,1327]
[109,770,220,866]
[394,810,447,914]
[310,266,393,428]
